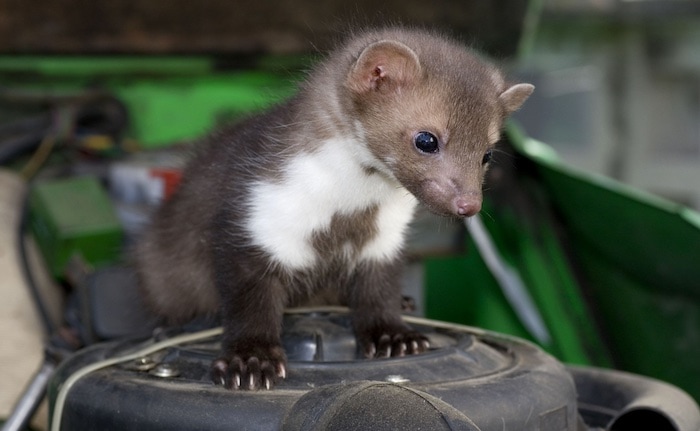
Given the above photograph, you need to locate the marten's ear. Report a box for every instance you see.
[499,83,534,113]
[346,40,421,94]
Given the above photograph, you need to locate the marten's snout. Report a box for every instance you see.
[418,176,483,218]
[453,195,481,217]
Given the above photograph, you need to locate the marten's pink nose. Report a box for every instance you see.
[454,197,481,217]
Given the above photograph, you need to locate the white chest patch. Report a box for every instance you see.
[245,137,417,270]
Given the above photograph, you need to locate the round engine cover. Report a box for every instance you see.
[49,309,580,430]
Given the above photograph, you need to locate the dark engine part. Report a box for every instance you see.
[48,310,700,431]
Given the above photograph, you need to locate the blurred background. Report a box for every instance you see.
[1,0,699,429]
[515,0,700,210]
[2,0,698,208]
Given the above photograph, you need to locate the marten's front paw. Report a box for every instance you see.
[357,325,430,359]
[210,342,287,390]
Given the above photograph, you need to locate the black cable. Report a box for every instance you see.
[0,116,56,335]
[0,132,44,165]
[0,113,50,137]
[17,192,57,336]
[5,93,130,339]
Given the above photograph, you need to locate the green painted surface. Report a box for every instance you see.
[115,73,295,147]
[29,177,123,278]
[0,56,300,147]
[428,125,700,400]
[510,126,700,400]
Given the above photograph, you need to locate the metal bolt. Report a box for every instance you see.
[150,363,180,378]
[123,356,158,372]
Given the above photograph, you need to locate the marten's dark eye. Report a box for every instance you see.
[414,131,439,153]
[482,149,493,164]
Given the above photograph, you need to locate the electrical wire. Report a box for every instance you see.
[20,103,79,181]
[50,327,223,431]
[49,307,529,431]
[9,94,129,336]
[0,113,49,137]
[9,106,78,336]
[0,132,45,166]
[17,195,58,336]
[19,133,58,181]
[2,93,130,431]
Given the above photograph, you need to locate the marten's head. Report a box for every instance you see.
[342,29,533,218]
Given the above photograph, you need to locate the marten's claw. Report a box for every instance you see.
[358,326,430,359]
[210,343,286,390]
[375,331,429,358]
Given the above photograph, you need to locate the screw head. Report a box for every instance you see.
[150,363,180,378]
[123,356,158,372]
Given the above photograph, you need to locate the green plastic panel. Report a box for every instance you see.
[511,127,700,401]
[116,73,295,147]
[427,125,700,401]
[425,184,613,368]
[29,176,123,278]
[0,56,299,148]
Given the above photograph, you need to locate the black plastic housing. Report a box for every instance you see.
[48,310,700,431]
